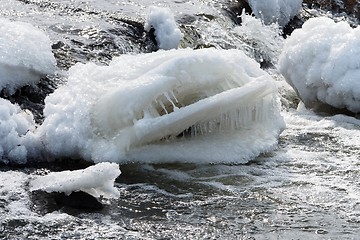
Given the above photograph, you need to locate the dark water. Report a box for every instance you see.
[1,0,360,239]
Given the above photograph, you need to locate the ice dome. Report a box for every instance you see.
[279,17,360,113]
[38,48,284,164]
[247,0,302,26]
[0,18,56,94]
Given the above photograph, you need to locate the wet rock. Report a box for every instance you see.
[0,75,63,124]
[55,191,103,210]
[30,190,103,216]
[224,0,252,25]
[303,0,360,19]
[307,102,359,118]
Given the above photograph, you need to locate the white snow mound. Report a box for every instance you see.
[30,162,121,199]
[279,17,360,113]
[0,18,56,94]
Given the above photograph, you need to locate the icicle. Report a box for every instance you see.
[158,100,168,115]
[164,91,178,112]
[169,90,179,103]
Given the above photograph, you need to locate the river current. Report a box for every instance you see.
[1,0,360,239]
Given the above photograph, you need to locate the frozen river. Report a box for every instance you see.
[1,0,360,239]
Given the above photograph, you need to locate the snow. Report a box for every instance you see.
[144,6,183,50]
[278,17,360,113]
[247,0,302,26]
[30,162,121,199]
[0,18,56,94]
[38,48,285,164]
[0,98,40,164]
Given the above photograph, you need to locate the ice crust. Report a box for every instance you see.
[144,6,183,50]
[30,162,121,199]
[39,48,285,164]
[0,18,56,94]
[247,0,302,26]
[279,17,360,113]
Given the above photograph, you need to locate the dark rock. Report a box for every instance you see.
[283,16,305,37]
[308,102,359,118]
[55,191,103,210]
[224,0,252,25]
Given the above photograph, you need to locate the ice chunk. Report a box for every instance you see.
[39,48,284,164]
[0,98,40,164]
[30,162,121,199]
[145,6,183,50]
[0,18,56,94]
[279,17,360,113]
[247,0,302,26]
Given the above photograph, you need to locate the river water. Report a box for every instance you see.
[1,0,360,239]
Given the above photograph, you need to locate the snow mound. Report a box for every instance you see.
[39,48,284,164]
[0,98,40,164]
[279,17,360,113]
[0,18,56,94]
[247,0,302,26]
[30,162,121,199]
[145,6,183,50]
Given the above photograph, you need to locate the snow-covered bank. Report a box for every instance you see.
[39,48,284,164]
[279,17,360,113]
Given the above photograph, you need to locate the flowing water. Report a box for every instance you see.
[1,0,360,239]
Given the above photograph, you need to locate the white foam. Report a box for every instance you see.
[144,6,183,50]
[0,18,56,94]
[30,162,121,199]
[279,17,360,113]
[39,48,285,164]
[247,0,302,26]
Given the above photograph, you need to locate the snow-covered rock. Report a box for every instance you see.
[144,6,183,50]
[0,18,56,94]
[279,17,360,113]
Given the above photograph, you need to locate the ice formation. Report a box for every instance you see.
[0,18,56,94]
[247,0,302,26]
[0,98,40,164]
[144,6,183,50]
[279,17,360,113]
[30,162,121,199]
[39,48,285,164]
